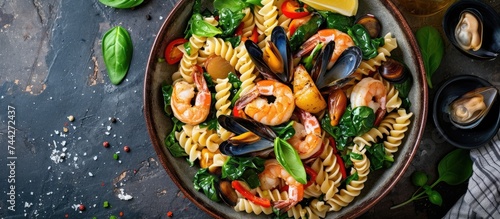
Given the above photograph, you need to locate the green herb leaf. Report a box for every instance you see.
[290,13,323,51]
[347,24,384,60]
[345,171,359,186]
[102,26,133,85]
[218,8,245,37]
[437,149,473,185]
[349,152,363,160]
[164,118,188,157]
[351,106,375,136]
[428,190,443,206]
[365,143,393,170]
[411,171,428,187]
[271,121,295,140]
[416,26,444,89]
[318,11,354,33]
[301,42,323,72]
[98,0,143,9]
[193,168,220,202]
[274,137,306,184]
[162,85,173,115]
[221,156,265,188]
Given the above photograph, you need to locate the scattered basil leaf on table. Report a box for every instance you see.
[99,0,143,8]
[274,137,307,184]
[391,149,472,209]
[102,26,133,85]
[416,26,444,89]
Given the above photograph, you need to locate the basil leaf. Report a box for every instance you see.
[347,24,383,60]
[98,0,143,9]
[214,0,246,12]
[192,18,223,37]
[437,149,472,185]
[102,26,133,85]
[193,168,220,202]
[164,118,188,157]
[274,137,307,184]
[416,26,444,89]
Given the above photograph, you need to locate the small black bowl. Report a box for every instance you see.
[433,75,500,148]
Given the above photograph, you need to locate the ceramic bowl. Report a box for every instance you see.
[433,75,500,148]
[144,0,428,218]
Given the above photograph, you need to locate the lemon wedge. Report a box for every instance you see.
[301,0,358,17]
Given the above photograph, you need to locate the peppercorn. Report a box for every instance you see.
[79,204,86,211]
[119,211,124,217]
[103,141,110,148]
[124,146,130,152]
[110,117,117,123]
[167,211,173,217]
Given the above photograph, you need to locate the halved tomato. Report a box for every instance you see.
[164,38,188,65]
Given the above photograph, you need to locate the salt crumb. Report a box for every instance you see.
[93,156,98,161]
[107,126,112,131]
[105,132,110,135]
[61,141,67,146]
[118,188,133,200]
[88,172,93,177]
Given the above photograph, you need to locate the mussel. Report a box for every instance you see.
[217,180,238,207]
[218,115,276,157]
[311,42,363,91]
[378,58,410,84]
[449,86,498,129]
[356,14,382,39]
[246,26,293,83]
[443,0,500,59]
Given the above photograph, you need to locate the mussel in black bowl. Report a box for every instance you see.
[443,0,500,60]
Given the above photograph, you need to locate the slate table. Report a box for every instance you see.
[0,0,499,218]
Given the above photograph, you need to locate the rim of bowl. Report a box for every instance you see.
[144,0,428,218]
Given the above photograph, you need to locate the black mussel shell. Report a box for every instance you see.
[271,26,293,84]
[217,180,238,207]
[219,140,274,157]
[311,41,335,83]
[356,14,381,38]
[315,46,362,90]
[245,40,281,81]
[218,115,276,141]
[379,58,409,83]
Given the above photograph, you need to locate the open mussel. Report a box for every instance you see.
[246,26,293,83]
[443,0,500,59]
[449,86,498,129]
[311,42,362,91]
[216,180,238,207]
[218,115,276,157]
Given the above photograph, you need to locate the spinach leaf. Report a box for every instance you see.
[102,26,133,85]
[274,138,306,184]
[214,0,262,12]
[351,106,375,136]
[225,36,241,48]
[416,26,444,89]
[271,121,295,140]
[221,156,265,188]
[218,8,245,37]
[193,168,220,202]
[365,143,393,170]
[347,24,384,60]
[290,13,323,51]
[436,149,472,185]
[164,117,188,157]
[317,11,354,33]
[161,85,173,115]
[344,171,359,186]
[98,0,143,9]
[301,42,323,72]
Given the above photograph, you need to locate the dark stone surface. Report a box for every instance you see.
[0,0,498,218]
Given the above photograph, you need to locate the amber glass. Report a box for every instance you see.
[393,0,456,16]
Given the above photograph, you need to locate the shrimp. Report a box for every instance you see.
[350,77,387,113]
[288,109,322,160]
[295,29,355,69]
[234,80,295,126]
[259,159,304,211]
[171,67,211,125]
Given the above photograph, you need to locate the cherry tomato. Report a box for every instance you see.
[281,0,310,19]
[164,38,188,65]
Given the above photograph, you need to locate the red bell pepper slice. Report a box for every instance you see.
[328,137,337,154]
[164,38,188,65]
[234,22,245,36]
[281,0,310,19]
[335,154,347,180]
[304,166,317,189]
[231,180,271,208]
